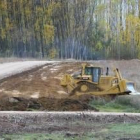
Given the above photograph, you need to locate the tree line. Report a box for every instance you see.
[0,0,140,60]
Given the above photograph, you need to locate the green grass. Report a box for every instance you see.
[109,123,140,135]
[1,123,140,140]
[87,123,140,140]
[89,96,140,113]
[0,133,64,140]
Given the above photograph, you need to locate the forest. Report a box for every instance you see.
[0,0,140,60]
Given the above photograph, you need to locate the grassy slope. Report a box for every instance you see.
[89,95,140,113]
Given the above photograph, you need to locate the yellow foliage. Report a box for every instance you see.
[5,18,13,31]
[49,48,57,59]
[120,15,140,47]
[25,9,31,18]
[1,28,6,39]
[126,15,140,29]
[36,7,43,15]
[0,1,7,11]
[95,41,103,51]
[45,2,62,19]
[43,24,54,44]
[35,20,40,31]
[95,4,106,14]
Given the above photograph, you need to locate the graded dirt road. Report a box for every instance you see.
[0,61,57,80]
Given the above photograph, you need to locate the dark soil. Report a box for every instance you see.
[38,97,98,111]
[0,96,98,111]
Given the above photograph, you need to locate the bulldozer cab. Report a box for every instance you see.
[84,66,102,83]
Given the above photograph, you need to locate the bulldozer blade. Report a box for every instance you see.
[129,92,140,95]
[127,83,140,95]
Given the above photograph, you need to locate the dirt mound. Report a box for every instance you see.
[38,97,98,111]
[0,97,98,111]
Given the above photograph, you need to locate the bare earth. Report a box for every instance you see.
[0,60,140,111]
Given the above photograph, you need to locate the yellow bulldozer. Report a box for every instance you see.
[61,63,138,97]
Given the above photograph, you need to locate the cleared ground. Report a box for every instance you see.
[0,60,140,111]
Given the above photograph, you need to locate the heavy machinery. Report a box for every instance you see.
[61,63,138,97]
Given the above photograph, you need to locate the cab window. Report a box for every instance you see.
[93,68,100,83]
[85,67,92,75]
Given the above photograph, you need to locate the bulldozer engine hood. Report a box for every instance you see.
[82,75,91,80]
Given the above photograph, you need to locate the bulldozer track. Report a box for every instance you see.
[70,81,103,96]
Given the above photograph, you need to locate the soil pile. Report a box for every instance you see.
[0,96,97,111]
[38,97,98,111]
